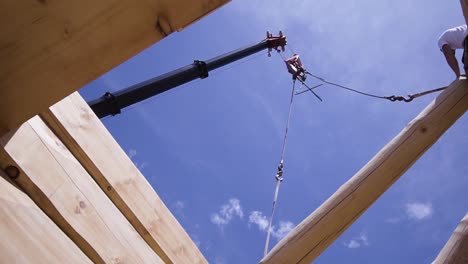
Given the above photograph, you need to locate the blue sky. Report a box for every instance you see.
[79,1,467,263]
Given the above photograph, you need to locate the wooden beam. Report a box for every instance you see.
[41,92,207,264]
[261,80,468,264]
[0,0,229,135]
[433,213,468,263]
[0,169,92,263]
[0,117,163,263]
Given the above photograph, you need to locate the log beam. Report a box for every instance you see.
[433,213,468,264]
[0,0,229,136]
[261,79,468,264]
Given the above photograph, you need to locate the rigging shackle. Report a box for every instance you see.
[275,161,284,182]
[386,95,414,102]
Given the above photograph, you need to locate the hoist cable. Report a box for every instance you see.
[279,80,296,161]
[264,79,296,257]
[304,71,447,102]
[305,71,391,100]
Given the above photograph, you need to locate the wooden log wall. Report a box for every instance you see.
[0,92,209,262]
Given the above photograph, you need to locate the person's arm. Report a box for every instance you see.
[442,44,460,78]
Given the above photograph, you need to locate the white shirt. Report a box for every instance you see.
[438,25,468,50]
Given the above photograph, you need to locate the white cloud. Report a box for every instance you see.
[174,201,185,210]
[358,233,369,246]
[211,214,228,226]
[385,202,433,224]
[189,233,201,248]
[406,202,433,220]
[249,211,269,231]
[136,162,148,171]
[345,240,361,249]
[126,148,148,171]
[344,233,369,249]
[248,211,294,241]
[172,200,185,217]
[272,221,295,240]
[211,198,244,227]
[128,148,137,159]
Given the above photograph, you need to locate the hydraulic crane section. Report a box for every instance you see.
[89,32,287,118]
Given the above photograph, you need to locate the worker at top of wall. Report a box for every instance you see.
[438,24,468,79]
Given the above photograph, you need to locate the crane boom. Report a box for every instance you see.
[88,32,287,118]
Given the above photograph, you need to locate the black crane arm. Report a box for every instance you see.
[88,32,287,118]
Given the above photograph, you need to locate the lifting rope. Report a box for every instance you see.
[304,71,447,102]
[264,79,296,257]
[263,52,448,256]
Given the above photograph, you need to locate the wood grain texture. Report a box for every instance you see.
[261,80,468,264]
[0,169,92,264]
[433,213,468,264]
[0,0,229,135]
[0,117,163,264]
[41,92,207,264]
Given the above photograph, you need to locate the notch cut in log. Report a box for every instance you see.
[261,79,468,264]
